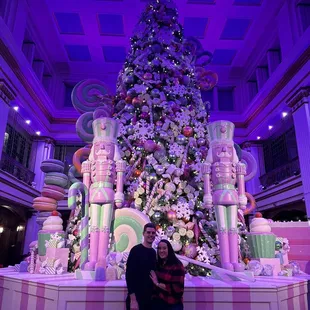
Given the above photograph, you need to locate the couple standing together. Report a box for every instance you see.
[126,223,185,310]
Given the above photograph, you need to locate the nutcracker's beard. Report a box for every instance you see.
[217,151,232,158]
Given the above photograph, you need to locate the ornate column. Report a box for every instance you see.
[30,138,55,191]
[0,79,15,161]
[255,67,269,91]
[22,41,35,64]
[23,211,39,254]
[247,81,258,102]
[32,59,44,81]
[287,87,310,223]
[267,50,281,76]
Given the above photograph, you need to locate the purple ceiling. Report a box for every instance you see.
[184,17,209,38]
[26,0,270,100]
[234,0,262,5]
[98,14,124,36]
[212,49,237,65]
[102,46,126,62]
[220,19,251,40]
[187,0,216,5]
[54,13,84,35]
[65,45,91,61]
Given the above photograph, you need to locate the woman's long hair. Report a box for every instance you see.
[157,239,182,267]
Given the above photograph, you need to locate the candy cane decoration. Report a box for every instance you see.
[145,175,150,199]
[126,155,142,181]
[121,134,134,152]
[198,220,217,248]
[68,182,89,270]
[144,180,162,214]
[29,247,35,274]
[181,144,189,173]
[149,101,154,126]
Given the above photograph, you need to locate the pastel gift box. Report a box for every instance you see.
[38,230,65,256]
[14,264,20,272]
[46,248,69,270]
[258,258,281,276]
[19,261,28,273]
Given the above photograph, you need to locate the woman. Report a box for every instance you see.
[150,239,185,310]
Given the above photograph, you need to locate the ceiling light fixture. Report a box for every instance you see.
[13,106,19,111]
[35,131,41,136]
[268,125,273,130]
[25,120,31,125]
[257,136,261,140]
[282,112,288,118]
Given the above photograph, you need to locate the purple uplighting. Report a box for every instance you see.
[0,0,309,299]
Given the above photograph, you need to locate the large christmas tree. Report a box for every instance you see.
[112,0,237,275]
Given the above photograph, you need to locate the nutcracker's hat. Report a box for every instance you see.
[207,120,235,143]
[92,117,119,143]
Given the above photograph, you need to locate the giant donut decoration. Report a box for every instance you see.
[195,51,213,68]
[71,79,111,114]
[183,37,203,55]
[241,150,258,182]
[112,208,150,253]
[68,166,82,185]
[244,192,256,215]
[76,112,94,143]
[73,147,91,174]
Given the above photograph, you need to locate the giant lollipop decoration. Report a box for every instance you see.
[68,182,89,270]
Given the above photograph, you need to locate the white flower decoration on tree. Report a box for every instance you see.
[194,122,206,138]
[175,111,191,127]
[172,201,190,220]
[132,120,155,142]
[190,162,203,182]
[171,85,188,96]
[134,84,147,94]
[170,143,185,157]
[118,123,127,137]
[196,245,210,264]
[154,228,169,248]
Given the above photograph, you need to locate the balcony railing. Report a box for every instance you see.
[0,152,35,186]
[259,157,300,188]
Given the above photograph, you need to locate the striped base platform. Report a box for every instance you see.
[0,268,308,310]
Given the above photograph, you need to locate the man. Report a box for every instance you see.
[126,223,157,310]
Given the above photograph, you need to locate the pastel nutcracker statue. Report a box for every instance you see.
[202,120,247,272]
[69,80,126,272]
[82,114,126,270]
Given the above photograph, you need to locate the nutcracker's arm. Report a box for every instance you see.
[81,160,91,189]
[202,162,213,209]
[236,162,247,210]
[114,145,126,208]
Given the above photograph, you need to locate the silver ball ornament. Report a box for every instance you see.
[124,104,135,113]
[176,134,187,145]
[136,146,144,153]
[159,131,169,139]
[149,172,158,183]
[153,211,162,221]
[168,151,177,161]
[141,105,149,113]
[197,138,206,146]
[155,165,165,175]
[166,226,175,237]
[195,211,204,219]
[126,125,135,135]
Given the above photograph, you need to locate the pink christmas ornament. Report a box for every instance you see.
[183,126,194,137]
[143,72,153,80]
[144,140,157,152]
[183,243,197,259]
[167,210,177,222]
